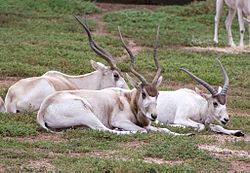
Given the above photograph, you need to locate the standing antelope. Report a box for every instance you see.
[214,0,250,47]
[156,59,244,136]
[37,24,191,136]
[4,16,128,113]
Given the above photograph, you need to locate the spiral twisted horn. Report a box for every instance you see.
[152,25,161,85]
[179,68,218,96]
[118,26,147,85]
[74,15,118,71]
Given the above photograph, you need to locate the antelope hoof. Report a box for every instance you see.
[230,43,236,48]
[234,131,244,137]
[187,133,195,136]
[140,129,148,134]
[239,44,244,49]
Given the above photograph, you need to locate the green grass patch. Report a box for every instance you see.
[0,0,99,16]
[0,131,228,172]
[53,156,194,172]
[0,113,38,137]
[224,140,250,151]
[104,0,243,47]
[227,116,250,133]
[122,49,250,89]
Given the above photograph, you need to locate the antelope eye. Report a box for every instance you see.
[114,73,119,81]
[213,102,218,108]
[142,92,146,99]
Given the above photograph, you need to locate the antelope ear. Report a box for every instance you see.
[90,60,108,71]
[126,73,139,89]
[195,87,208,99]
[217,86,222,93]
[194,87,201,94]
[155,76,163,88]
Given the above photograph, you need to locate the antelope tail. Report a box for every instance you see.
[0,97,6,112]
[37,105,55,133]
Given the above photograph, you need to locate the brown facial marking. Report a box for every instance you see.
[127,89,151,127]
[214,95,226,105]
[144,84,158,97]
[136,112,150,127]
[129,90,139,115]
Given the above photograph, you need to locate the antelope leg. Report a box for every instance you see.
[145,125,193,136]
[209,124,244,137]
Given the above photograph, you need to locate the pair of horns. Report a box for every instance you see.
[75,15,161,85]
[180,59,229,104]
[74,15,119,72]
[118,26,161,86]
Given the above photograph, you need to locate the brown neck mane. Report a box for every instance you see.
[127,89,150,127]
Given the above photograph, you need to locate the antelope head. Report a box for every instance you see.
[74,16,129,89]
[180,59,230,125]
[119,26,162,122]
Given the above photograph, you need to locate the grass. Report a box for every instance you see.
[0,112,249,171]
[0,128,228,172]
[0,0,249,172]
[224,140,250,151]
[104,0,244,47]
[0,0,100,16]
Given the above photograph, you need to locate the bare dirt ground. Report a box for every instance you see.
[21,159,55,171]
[184,46,250,54]
[96,3,159,11]
[0,77,21,88]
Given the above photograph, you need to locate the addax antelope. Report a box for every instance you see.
[4,16,128,113]
[156,59,244,136]
[37,24,191,136]
[214,0,250,47]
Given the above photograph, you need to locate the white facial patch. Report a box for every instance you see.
[213,103,229,125]
[143,96,157,108]
[116,80,126,89]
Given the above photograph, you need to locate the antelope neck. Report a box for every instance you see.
[128,89,150,127]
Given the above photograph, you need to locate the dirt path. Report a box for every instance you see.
[87,3,156,63]
[184,46,250,54]
[0,77,21,88]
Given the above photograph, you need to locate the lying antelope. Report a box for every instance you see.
[0,97,5,112]
[156,59,244,136]
[4,16,128,113]
[37,24,191,136]
[214,0,250,47]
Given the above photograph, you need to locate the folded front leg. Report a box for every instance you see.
[145,125,193,136]
[209,124,244,136]
[112,120,147,133]
[174,118,205,131]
